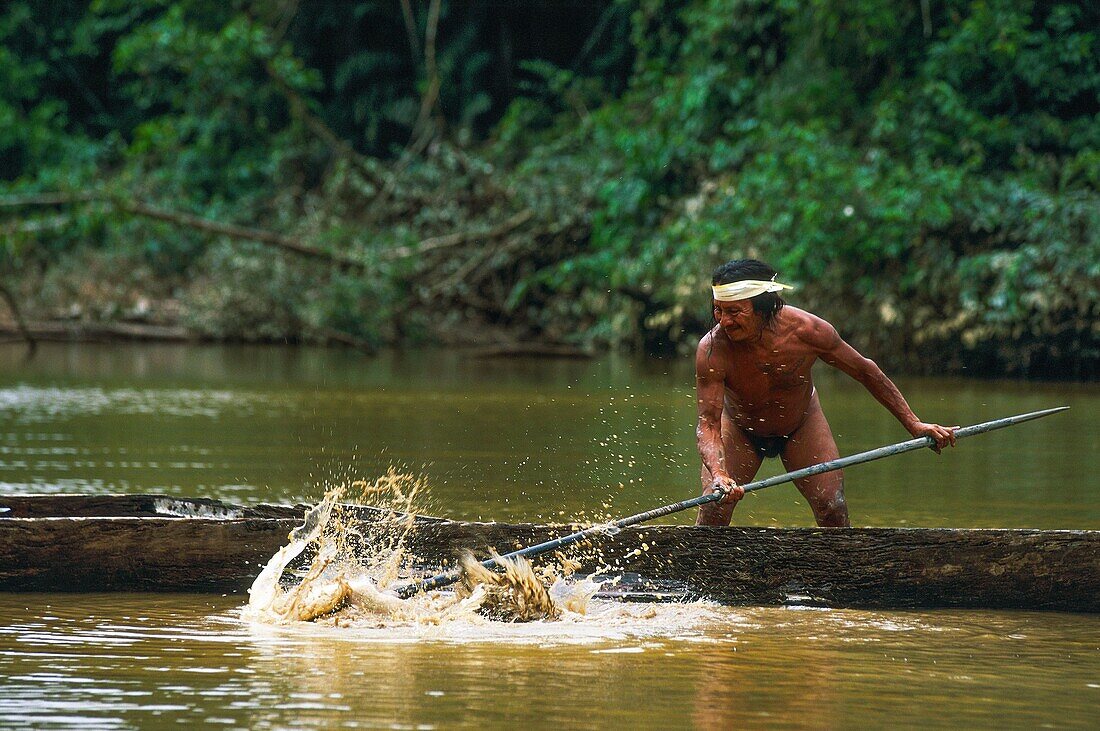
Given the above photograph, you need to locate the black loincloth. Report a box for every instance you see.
[747,433,790,459]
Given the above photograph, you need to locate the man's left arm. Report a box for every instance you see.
[808,318,958,452]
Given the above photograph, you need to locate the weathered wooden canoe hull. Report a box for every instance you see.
[0,494,300,593]
[2,494,1098,612]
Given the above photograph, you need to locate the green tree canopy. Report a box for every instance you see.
[1,0,1096,377]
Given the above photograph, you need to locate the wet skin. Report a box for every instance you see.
[695,300,959,527]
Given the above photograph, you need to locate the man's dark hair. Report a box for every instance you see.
[711,259,785,326]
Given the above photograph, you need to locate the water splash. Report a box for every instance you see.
[456,552,562,622]
[243,490,345,623]
[244,470,589,625]
[243,469,720,636]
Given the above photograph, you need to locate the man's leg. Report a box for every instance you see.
[781,398,851,527]
[697,413,764,526]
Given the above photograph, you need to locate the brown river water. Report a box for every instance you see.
[0,344,1097,728]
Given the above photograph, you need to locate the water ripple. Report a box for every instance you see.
[0,385,271,422]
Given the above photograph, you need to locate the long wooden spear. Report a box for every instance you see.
[394,406,1068,598]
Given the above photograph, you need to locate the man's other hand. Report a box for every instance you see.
[707,474,745,504]
[910,422,960,453]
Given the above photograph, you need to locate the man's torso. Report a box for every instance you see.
[714,308,820,437]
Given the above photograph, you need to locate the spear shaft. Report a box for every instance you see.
[395,407,1068,598]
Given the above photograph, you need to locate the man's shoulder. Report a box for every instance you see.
[696,326,724,351]
[695,327,731,369]
[781,307,839,347]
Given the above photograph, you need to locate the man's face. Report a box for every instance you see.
[713,299,759,341]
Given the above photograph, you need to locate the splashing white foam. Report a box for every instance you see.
[243,471,725,639]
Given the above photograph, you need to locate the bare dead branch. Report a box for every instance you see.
[467,343,592,359]
[382,208,534,260]
[433,241,499,294]
[317,326,376,354]
[0,192,367,270]
[118,200,367,270]
[434,232,535,295]
[0,321,189,344]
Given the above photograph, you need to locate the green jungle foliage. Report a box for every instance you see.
[1,0,1096,378]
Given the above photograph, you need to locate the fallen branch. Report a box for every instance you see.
[117,200,367,270]
[1,193,367,270]
[0,320,189,344]
[431,232,532,296]
[317,326,377,354]
[432,241,500,294]
[382,208,534,260]
[466,343,593,359]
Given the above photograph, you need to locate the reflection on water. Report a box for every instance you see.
[0,384,271,422]
[0,594,1096,729]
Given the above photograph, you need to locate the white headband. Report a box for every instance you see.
[711,278,794,301]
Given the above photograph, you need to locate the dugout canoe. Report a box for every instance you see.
[1,494,1098,612]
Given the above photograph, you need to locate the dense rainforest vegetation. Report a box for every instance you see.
[0,0,1096,378]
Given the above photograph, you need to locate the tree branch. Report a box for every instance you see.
[571,4,617,73]
[402,0,442,163]
[0,193,368,270]
[262,58,390,190]
[382,208,533,260]
[0,281,36,355]
[399,0,421,59]
[270,0,300,42]
[117,200,367,270]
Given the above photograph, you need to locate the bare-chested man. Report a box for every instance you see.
[696,259,958,527]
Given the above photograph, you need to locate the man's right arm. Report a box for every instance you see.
[695,333,743,504]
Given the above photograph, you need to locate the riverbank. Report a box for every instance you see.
[0,316,597,359]
[0,300,1092,381]
[4,3,1097,380]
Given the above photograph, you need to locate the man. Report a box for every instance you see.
[696,259,958,527]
